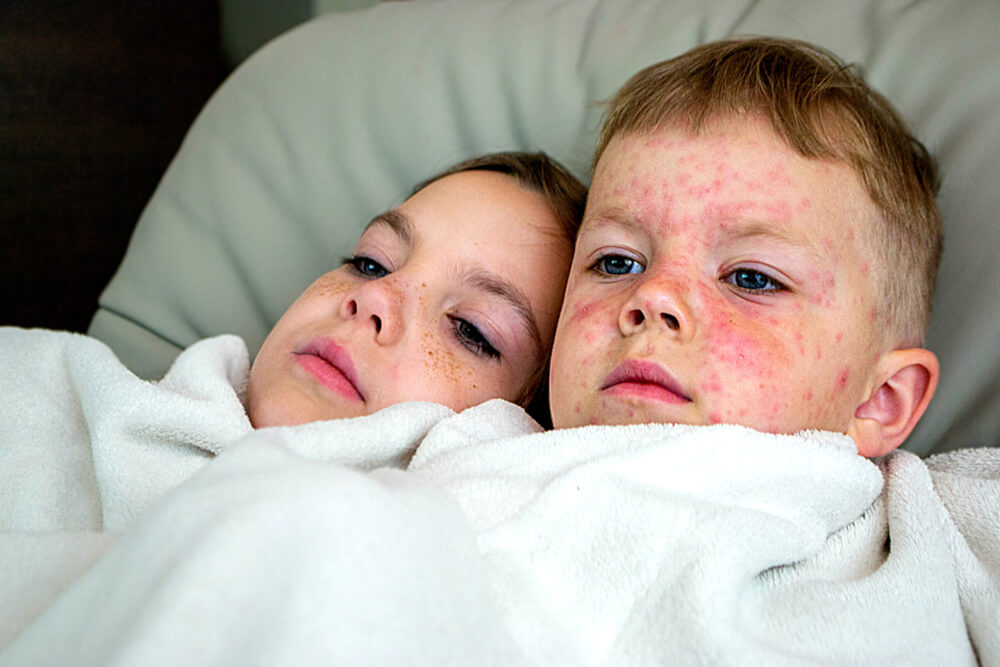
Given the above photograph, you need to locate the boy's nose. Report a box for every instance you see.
[618,275,695,340]
[340,279,405,345]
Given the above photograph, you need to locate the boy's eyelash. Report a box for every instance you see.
[448,315,500,361]
[587,252,645,276]
[722,267,788,293]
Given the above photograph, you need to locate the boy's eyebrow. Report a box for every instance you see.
[585,207,824,259]
[578,206,641,233]
[716,220,823,258]
[366,209,414,245]
[463,268,543,361]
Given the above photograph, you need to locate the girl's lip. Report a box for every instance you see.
[600,359,692,404]
[294,338,364,402]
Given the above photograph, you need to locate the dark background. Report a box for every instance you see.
[1,1,228,332]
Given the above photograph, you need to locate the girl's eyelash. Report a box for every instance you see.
[448,315,500,361]
[343,255,389,279]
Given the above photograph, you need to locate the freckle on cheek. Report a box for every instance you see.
[421,332,462,385]
[312,273,353,298]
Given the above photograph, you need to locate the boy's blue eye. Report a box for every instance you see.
[592,254,644,276]
[725,268,785,292]
[449,316,500,361]
[345,255,389,279]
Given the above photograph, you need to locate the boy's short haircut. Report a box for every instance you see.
[595,37,942,347]
[414,151,587,423]
[413,151,587,245]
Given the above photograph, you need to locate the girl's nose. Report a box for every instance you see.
[618,274,695,341]
[340,277,405,345]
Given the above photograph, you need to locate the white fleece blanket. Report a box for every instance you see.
[0,328,453,648]
[1,330,998,665]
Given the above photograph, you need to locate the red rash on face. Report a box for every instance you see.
[550,119,886,437]
[834,367,850,392]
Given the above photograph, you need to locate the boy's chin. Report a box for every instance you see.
[552,402,699,430]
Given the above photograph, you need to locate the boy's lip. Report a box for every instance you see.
[600,359,692,404]
[294,338,364,402]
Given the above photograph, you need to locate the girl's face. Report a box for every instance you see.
[247,170,572,428]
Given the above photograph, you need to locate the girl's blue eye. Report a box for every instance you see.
[449,316,500,361]
[345,255,389,279]
[592,254,644,276]
[725,268,785,292]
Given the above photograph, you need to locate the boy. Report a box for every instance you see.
[0,151,586,531]
[549,37,941,457]
[402,38,994,662]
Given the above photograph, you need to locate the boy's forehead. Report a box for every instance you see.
[584,124,881,268]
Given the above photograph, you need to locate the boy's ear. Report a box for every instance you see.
[847,348,939,458]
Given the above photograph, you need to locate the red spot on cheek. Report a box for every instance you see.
[834,367,850,392]
[571,301,600,323]
[627,409,635,418]
[574,403,581,414]
[794,331,805,356]
[699,373,723,394]
[835,331,844,344]
[803,389,814,402]
[709,412,722,424]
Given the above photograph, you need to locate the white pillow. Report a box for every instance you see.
[89,0,1000,455]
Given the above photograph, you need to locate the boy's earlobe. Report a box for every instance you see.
[847,348,939,458]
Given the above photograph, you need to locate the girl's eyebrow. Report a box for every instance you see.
[365,209,414,246]
[462,268,543,362]
[366,208,543,364]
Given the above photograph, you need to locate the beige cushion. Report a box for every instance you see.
[90,0,1000,455]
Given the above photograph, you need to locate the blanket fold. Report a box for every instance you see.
[0,328,456,654]
[2,332,998,666]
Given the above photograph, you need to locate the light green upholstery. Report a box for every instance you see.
[90,0,1000,456]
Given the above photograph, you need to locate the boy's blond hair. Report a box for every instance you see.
[596,37,941,347]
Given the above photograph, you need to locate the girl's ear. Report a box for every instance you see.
[847,348,939,458]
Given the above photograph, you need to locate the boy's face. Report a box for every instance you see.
[550,115,885,434]
[248,170,571,428]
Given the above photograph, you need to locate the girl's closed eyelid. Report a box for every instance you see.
[447,314,502,361]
